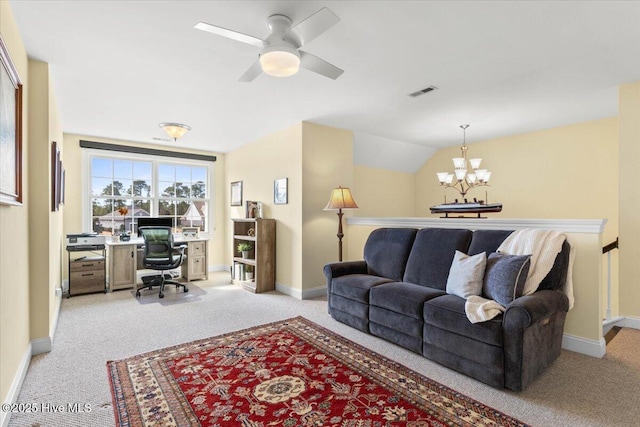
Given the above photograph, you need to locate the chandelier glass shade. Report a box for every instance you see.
[436,125,491,198]
[159,122,191,141]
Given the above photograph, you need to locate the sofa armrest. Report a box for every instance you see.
[504,290,569,330]
[323,260,368,280]
[503,289,569,391]
[324,261,368,314]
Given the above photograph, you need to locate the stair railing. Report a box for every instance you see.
[602,237,619,326]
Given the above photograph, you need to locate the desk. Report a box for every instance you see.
[105,237,208,291]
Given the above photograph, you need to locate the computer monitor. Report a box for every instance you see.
[137,217,174,237]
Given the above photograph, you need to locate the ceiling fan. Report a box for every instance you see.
[195,7,344,82]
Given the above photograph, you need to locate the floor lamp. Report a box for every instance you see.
[324,186,359,261]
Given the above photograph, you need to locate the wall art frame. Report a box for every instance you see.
[230,181,243,206]
[274,177,288,204]
[51,141,63,211]
[0,35,24,206]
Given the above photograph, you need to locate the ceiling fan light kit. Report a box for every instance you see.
[195,7,343,82]
[259,45,300,77]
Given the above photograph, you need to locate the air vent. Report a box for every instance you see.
[152,137,172,142]
[408,85,438,98]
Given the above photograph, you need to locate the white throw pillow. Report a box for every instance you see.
[446,251,487,299]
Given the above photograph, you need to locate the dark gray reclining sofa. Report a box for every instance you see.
[324,227,570,391]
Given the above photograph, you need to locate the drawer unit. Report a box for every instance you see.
[68,256,106,297]
[181,240,208,282]
[189,241,206,256]
[71,258,105,272]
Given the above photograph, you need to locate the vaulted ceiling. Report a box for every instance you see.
[9,1,640,167]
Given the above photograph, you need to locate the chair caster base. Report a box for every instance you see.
[184,287,189,293]
[159,293,164,298]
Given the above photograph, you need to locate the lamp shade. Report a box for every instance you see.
[159,122,191,141]
[324,186,359,210]
[260,45,300,77]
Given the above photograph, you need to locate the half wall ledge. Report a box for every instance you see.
[347,217,607,234]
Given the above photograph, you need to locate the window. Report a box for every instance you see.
[158,163,208,231]
[88,153,211,236]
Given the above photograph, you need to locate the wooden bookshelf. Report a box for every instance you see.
[231,218,275,293]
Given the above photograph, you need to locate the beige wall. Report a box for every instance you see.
[354,165,415,217]
[301,122,354,290]
[416,118,620,320]
[27,59,63,343]
[415,118,618,236]
[225,123,303,290]
[618,81,640,318]
[62,134,226,276]
[224,122,353,295]
[48,68,63,334]
[0,0,30,407]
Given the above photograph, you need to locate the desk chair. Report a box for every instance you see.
[137,226,188,298]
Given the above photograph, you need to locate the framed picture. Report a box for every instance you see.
[51,141,60,211]
[245,200,259,218]
[230,181,243,206]
[274,177,288,204]
[0,35,24,206]
[182,226,200,239]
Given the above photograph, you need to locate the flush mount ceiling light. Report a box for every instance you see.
[159,122,191,141]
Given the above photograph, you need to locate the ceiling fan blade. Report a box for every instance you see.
[239,59,263,82]
[299,51,344,80]
[286,8,340,47]
[194,22,264,48]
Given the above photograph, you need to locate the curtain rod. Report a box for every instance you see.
[79,140,217,162]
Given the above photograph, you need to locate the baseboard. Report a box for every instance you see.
[0,343,32,427]
[208,264,227,272]
[50,287,62,342]
[562,333,606,358]
[617,316,640,329]
[31,336,52,355]
[301,285,327,300]
[275,283,326,300]
[275,282,301,299]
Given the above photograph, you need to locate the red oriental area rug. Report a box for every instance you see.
[107,317,528,426]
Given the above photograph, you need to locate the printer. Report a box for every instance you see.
[66,233,106,249]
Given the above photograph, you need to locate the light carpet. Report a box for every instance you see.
[6,272,640,426]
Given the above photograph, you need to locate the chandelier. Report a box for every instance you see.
[436,125,491,199]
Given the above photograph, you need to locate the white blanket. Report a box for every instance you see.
[465,296,506,324]
[465,229,574,323]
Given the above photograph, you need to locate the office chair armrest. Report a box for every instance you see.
[172,245,187,255]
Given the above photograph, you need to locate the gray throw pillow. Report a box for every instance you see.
[446,251,487,299]
[483,252,531,306]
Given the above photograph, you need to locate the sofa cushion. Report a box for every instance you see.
[332,274,393,304]
[468,229,513,255]
[424,294,504,347]
[483,253,531,306]
[370,281,446,319]
[370,306,423,338]
[445,251,487,299]
[403,228,473,290]
[364,228,418,281]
